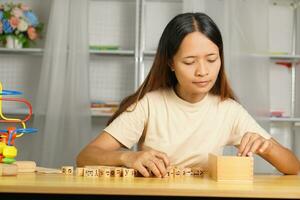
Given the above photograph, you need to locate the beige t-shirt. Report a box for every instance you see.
[104,88,271,169]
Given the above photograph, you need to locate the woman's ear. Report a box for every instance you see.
[168,60,175,71]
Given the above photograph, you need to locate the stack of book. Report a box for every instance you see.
[91,101,119,116]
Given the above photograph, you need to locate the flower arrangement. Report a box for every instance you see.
[0,2,43,48]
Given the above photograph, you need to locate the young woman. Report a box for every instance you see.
[77,13,300,177]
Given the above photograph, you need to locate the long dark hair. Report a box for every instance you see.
[107,12,236,125]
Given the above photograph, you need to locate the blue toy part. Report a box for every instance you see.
[0,128,38,134]
[14,128,38,134]
[0,128,38,146]
[0,90,23,96]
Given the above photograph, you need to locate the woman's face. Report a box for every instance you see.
[171,31,221,102]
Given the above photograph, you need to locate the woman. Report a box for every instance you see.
[77,13,300,177]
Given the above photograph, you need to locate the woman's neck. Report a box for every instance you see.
[174,85,207,103]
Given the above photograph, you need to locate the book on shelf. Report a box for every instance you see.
[89,45,119,51]
[90,101,119,115]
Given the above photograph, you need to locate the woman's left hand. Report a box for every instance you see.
[238,132,273,157]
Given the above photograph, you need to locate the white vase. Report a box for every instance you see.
[14,38,23,49]
[5,36,23,49]
[5,36,15,49]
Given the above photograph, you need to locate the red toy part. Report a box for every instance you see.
[0,97,32,123]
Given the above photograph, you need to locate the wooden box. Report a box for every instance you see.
[208,153,253,182]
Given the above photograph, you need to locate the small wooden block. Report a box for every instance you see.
[114,167,122,177]
[183,168,192,176]
[122,168,134,177]
[208,153,253,182]
[15,161,36,173]
[36,167,62,174]
[84,168,99,177]
[0,163,18,176]
[163,170,169,178]
[133,169,139,177]
[99,167,111,177]
[174,167,181,177]
[75,167,84,176]
[191,167,204,176]
[62,166,74,175]
[167,167,175,177]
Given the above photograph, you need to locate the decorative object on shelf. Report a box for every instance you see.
[0,2,44,48]
[0,81,37,165]
[91,101,119,116]
[270,111,284,118]
[89,45,119,51]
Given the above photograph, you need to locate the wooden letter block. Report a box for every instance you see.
[84,168,99,177]
[174,167,181,177]
[183,168,192,176]
[75,167,84,176]
[208,153,253,182]
[191,167,204,176]
[123,168,134,178]
[15,161,36,173]
[0,164,18,176]
[114,167,122,177]
[99,167,111,177]
[62,166,73,175]
[167,167,175,177]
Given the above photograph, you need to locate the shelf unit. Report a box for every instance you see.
[267,0,300,160]
[268,0,300,126]
[0,0,188,118]
[0,48,43,55]
[270,117,300,122]
[89,49,135,56]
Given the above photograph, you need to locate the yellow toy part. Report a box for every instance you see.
[3,146,17,158]
[0,142,6,154]
[2,146,17,164]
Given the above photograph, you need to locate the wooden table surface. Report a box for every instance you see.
[0,173,299,199]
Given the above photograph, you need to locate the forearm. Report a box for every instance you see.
[76,145,129,167]
[260,141,300,175]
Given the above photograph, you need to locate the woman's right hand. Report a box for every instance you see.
[121,149,170,178]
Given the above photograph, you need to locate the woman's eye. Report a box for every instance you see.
[207,59,217,63]
[183,61,195,65]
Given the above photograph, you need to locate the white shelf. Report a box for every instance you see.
[0,48,43,55]
[144,50,156,56]
[3,108,115,117]
[0,48,136,57]
[269,54,300,61]
[270,117,300,122]
[89,49,134,56]
[249,53,300,61]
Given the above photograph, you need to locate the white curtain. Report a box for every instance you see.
[184,0,271,172]
[30,0,91,168]
[221,0,272,173]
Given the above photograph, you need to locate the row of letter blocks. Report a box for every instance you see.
[62,166,137,177]
[62,166,204,178]
[164,167,203,177]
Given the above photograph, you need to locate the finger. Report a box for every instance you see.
[241,135,258,156]
[238,133,252,156]
[144,160,161,178]
[151,158,167,177]
[153,151,170,167]
[248,138,264,156]
[136,164,150,177]
[258,140,271,154]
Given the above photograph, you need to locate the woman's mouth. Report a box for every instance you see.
[192,80,210,87]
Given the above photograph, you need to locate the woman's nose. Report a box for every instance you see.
[195,60,208,77]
